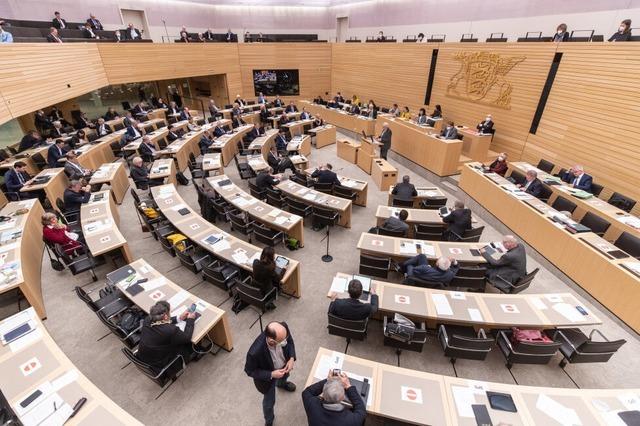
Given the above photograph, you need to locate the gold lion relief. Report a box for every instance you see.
[446,51,525,109]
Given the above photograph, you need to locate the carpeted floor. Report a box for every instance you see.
[1,130,638,425]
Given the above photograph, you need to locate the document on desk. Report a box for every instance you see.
[267,209,280,218]
[617,216,640,229]
[21,392,72,426]
[553,303,586,322]
[399,242,417,254]
[274,216,288,225]
[468,308,483,322]
[536,394,582,426]
[432,293,453,316]
[141,277,165,292]
[9,328,42,353]
[420,243,436,256]
[233,197,250,207]
[530,297,548,310]
[168,290,189,309]
[330,277,347,294]
[315,351,345,379]
[232,251,249,265]
[303,193,316,201]
[451,386,476,418]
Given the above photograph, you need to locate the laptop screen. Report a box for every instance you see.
[353,274,371,292]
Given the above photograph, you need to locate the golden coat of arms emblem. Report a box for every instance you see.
[446,51,525,109]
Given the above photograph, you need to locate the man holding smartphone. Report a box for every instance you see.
[302,369,367,425]
[244,321,296,426]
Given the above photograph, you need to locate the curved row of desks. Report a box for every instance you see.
[150,184,302,297]
[0,308,142,425]
[306,347,639,426]
[300,100,376,135]
[459,163,640,333]
[375,205,478,237]
[276,179,353,228]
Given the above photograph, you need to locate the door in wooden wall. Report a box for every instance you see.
[336,17,349,43]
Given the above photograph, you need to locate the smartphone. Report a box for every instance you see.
[576,306,588,315]
[332,369,341,376]
[472,404,493,426]
[20,389,42,408]
[188,303,197,313]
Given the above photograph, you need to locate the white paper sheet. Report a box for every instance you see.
[20,392,66,426]
[531,297,548,310]
[211,238,231,252]
[232,251,249,264]
[536,393,582,426]
[399,242,417,254]
[167,290,189,308]
[314,352,345,379]
[274,216,288,225]
[451,291,466,300]
[468,308,483,322]
[553,303,586,322]
[432,293,453,316]
[9,328,42,353]
[618,393,640,411]
[545,294,563,303]
[451,386,476,418]
[330,277,347,294]
[51,369,79,391]
[0,309,33,336]
[421,244,436,256]
[141,277,165,292]
[303,193,316,201]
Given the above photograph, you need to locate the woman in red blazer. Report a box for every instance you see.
[41,212,83,255]
[487,152,509,176]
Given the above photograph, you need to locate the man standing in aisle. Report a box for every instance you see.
[376,122,392,160]
[245,321,296,426]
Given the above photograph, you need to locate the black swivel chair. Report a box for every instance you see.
[549,328,626,368]
[608,192,636,213]
[313,182,333,194]
[438,325,493,368]
[508,170,526,186]
[449,266,487,292]
[55,243,98,282]
[234,279,277,330]
[421,197,447,210]
[234,154,254,180]
[327,313,368,354]
[253,223,284,247]
[358,254,390,279]
[229,211,254,242]
[266,187,288,209]
[405,275,446,289]
[538,185,553,203]
[392,197,414,207]
[95,309,143,350]
[202,259,241,296]
[382,316,427,366]
[74,286,131,319]
[487,268,539,294]
[414,223,445,241]
[536,159,555,174]
[175,241,211,274]
[122,347,186,399]
[551,196,577,214]
[378,228,407,237]
[451,226,485,242]
[613,232,640,259]
[286,198,312,218]
[248,179,267,200]
[590,182,604,197]
[333,185,357,202]
[496,330,562,369]
[579,212,610,237]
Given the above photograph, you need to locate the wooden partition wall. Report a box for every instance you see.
[0,42,638,207]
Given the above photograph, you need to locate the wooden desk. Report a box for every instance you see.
[89,162,129,204]
[123,127,168,154]
[458,126,493,162]
[108,259,233,350]
[286,135,311,157]
[289,154,309,171]
[0,199,45,319]
[0,154,41,176]
[460,163,640,333]
[0,308,143,425]
[308,125,336,148]
[328,273,601,329]
[336,140,360,164]
[81,191,133,263]
[276,180,352,228]
[269,112,301,128]
[150,158,177,186]
[241,111,260,125]
[371,159,397,191]
[20,168,68,213]
[304,167,368,207]
[160,130,202,172]
[72,138,117,171]
[387,185,446,208]
[209,124,254,166]
[301,101,376,135]
[281,118,314,137]
[509,162,640,242]
[375,116,464,176]
[206,175,305,247]
[376,205,476,237]
[151,184,301,297]
[246,155,270,174]
[356,137,376,174]
[201,153,223,176]
[246,129,278,160]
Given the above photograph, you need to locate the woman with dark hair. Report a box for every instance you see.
[553,23,569,42]
[417,32,425,42]
[252,247,279,309]
[416,108,428,125]
[431,104,442,118]
[609,19,632,42]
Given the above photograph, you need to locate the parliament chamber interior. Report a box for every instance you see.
[0,0,639,425]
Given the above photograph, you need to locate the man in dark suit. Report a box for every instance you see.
[311,163,341,186]
[273,96,283,108]
[481,235,527,289]
[47,139,67,168]
[34,110,52,132]
[123,120,142,142]
[213,124,226,137]
[166,124,180,142]
[285,101,298,113]
[443,200,472,241]
[382,209,409,235]
[302,372,367,426]
[397,255,459,285]
[52,12,66,29]
[82,23,99,39]
[391,175,417,201]
[166,102,180,117]
[329,279,378,321]
[4,162,34,196]
[18,131,44,152]
[75,112,95,130]
[46,27,63,43]
[179,107,193,121]
[519,170,544,198]
[63,180,91,213]
[199,131,214,155]
[130,157,162,190]
[64,151,93,180]
[86,14,103,30]
[139,136,158,163]
[137,301,199,372]
[300,108,311,120]
[244,321,296,426]
[125,23,142,40]
[132,102,148,117]
[561,165,593,193]
[95,118,111,137]
[376,122,392,160]
[440,121,458,139]
[267,147,295,174]
[477,114,494,134]
[203,28,215,41]
[256,168,280,190]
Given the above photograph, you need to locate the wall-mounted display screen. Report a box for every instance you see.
[253,69,299,96]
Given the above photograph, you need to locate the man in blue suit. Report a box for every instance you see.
[47,139,67,168]
[561,165,593,193]
[396,255,459,285]
[519,170,544,198]
[4,162,37,199]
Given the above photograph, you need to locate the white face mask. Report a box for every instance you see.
[486,117,491,121]
[498,156,504,161]
[620,26,626,32]
[557,30,563,34]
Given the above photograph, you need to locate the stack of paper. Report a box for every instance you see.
[330,277,347,293]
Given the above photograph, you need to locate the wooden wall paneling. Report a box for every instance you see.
[0,43,109,125]
[97,44,243,102]
[521,43,640,213]
[331,43,433,112]
[0,92,12,124]
[429,43,557,160]
[237,43,331,102]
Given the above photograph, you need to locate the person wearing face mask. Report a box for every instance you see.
[376,30,386,42]
[367,100,378,119]
[609,19,632,42]
[486,152,508,176]
[477,114,494,134]
[439,121,458,139]
[245,321,297,426]
[553,23,569,42]
[416,108,428,125]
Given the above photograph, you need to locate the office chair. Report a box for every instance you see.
[608,192,636,213]
[159,233,177,257]
[31,153,48,170]
[291,171,312,187]
[74,286,131,319]
[95,309,143,350]
[488,268,539,294]
[234,155,254,180]
[122,347,186,399]
[538,185,553,203]
[234,278,277,330]
[358,254,390,279]
[496,330,562,369]
[405,274,446,289]
[378,227,407,238]
[253,223,284,247]
[382,316,427,366]
[392,197,414,207]
[175,240,211,274]
[55,243,98,282]
[266,188,288,209]
[313,181,333,194]
[536,159,555,174]
[551,196,577,214]
[210,196,236,223]
[286,197,312,218]
[508,170,526,186]
[450,226,485,243]
[327,313,368,354]
[579,212,610,237]
[248,179,267,200]
[414,223,445,241]
[438,325,493,372]
[420,197,447,210]
[590,182,604,197]
[229,211,254,242]
[333,185,357,202]
[202,259,241,296]
[449,266,487,292]
[613,232,640,259]
[548,328,627,367]
[56,198,80,226]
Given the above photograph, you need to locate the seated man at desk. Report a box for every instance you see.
[443,201,472,241]
[389,103,401,117]
[274,130,288,153]
[167,102,180,117]
[517,169,543,198]
[285,101,298,113]
[47,138,68,168]
[180,107,193,121]
[63,180,91,212]
[166,124,181,142]
[139,136,159,163]
[396,255,459,285]
[348,103,360,115]
[560,165,593,193]
[311,163,341,186]
[4,161,37,199]
[259,104,272,124]
[186,116,199,132]
[123,120,142,145]
[64,151,93,181]
[138,301,203,372]
[273,95,284,108]
[68,129,89,149]
[439,121,458,139]
[199,130,215,154]
[268,147,296,174]
[303,370,367,426]
[104,107,120,121]
[300,108,311,120]
[278,112,290,126]
[382,209,409,236]
[255,168,281,190]
[312,114,324,127]
[130,156,162,190]
[327,97,340,108]
[95,118,111,137]
[391,175,417,200]
[50,120,67,139]
[485,152,508,176]
[42,212,84,255]
[18,130,46,152]
[481,235,527,288]
[477,114,494,134]
[132,101,148,117]
[329,279,378,321]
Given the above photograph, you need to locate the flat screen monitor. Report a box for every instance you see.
[253,69,299,96]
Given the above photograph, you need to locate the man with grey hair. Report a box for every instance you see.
[517,169,543,198]
[391,175,417,201]
[302,369,366,425]
[395,254,459,285]
[130,156,162,190]
[560,164,593,193]
[481,235,527,289]
[376,122,392,160]
[62,179,91,213]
